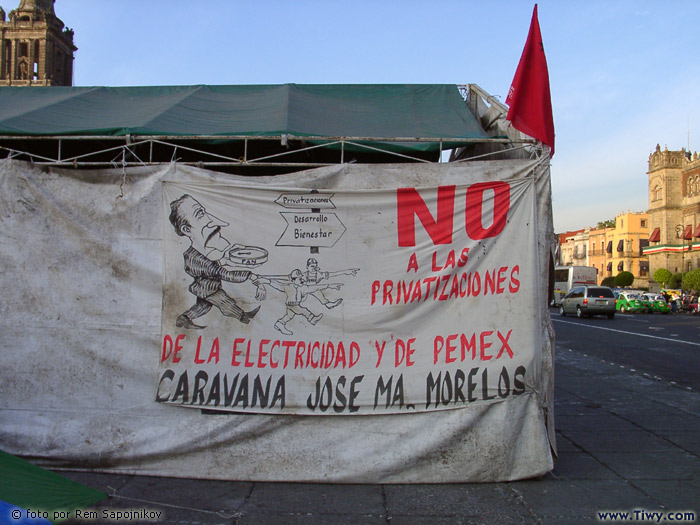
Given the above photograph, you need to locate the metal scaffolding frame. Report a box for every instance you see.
[0,134,523,168]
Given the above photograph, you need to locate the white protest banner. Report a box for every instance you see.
[159,167,542,415]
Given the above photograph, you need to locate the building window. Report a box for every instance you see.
[652,185,662,201]
[32,40,40,80]
[641,219,647,228]
[1,41,10,79]
[639,261,649,277]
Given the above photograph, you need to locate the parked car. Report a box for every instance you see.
[636,294,653,312]
[641,293,671,314]
[559,286,616,319]
[683,296,699,314]
[615,291,645,314]
[681,294,698,313]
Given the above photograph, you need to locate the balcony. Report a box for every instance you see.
[619,251,646,258]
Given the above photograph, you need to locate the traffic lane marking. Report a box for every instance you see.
[552,318,700,347]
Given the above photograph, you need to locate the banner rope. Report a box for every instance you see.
[106,485,239,519]
[452,143,532,162]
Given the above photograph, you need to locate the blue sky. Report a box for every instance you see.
[38,0,700,233]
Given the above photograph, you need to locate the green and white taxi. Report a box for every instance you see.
[641,293,671,314]
[614,291,645,313]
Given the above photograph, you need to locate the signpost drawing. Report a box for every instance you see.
[275,192,346,249]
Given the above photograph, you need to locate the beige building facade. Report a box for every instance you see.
[558,211,649,288]
[604,211,650,287]
[644,145,700,287]
[588,226,607,279]
[0,0,76,86]
[559,228,589,267]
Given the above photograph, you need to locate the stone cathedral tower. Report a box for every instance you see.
[0,0,76,86]
[645,145,700,281]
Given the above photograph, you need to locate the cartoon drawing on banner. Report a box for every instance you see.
[304,257,359,309]
[266,269,343,335]
[168,194,268,329]
[159,173,541,416]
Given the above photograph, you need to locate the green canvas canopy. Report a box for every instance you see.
[0,84,510,172]
[0,84,485,141]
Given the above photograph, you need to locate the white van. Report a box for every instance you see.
[552,266,598,306]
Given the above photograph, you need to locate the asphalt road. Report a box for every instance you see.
[551,307,700,392]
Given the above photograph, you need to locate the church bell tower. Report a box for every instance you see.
[0,0,76,86]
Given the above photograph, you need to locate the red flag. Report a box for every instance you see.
[506,4,555,155]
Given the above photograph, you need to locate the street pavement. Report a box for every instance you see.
[55,344,700,525]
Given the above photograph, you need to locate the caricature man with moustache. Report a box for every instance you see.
[168,194,267,329]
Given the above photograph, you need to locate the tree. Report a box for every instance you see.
[653,268,672,288]
[682,269,700,293]
[668,273,683,289]
[601,276,616,288]
[614,271,634,287]
[597,219,615,229]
